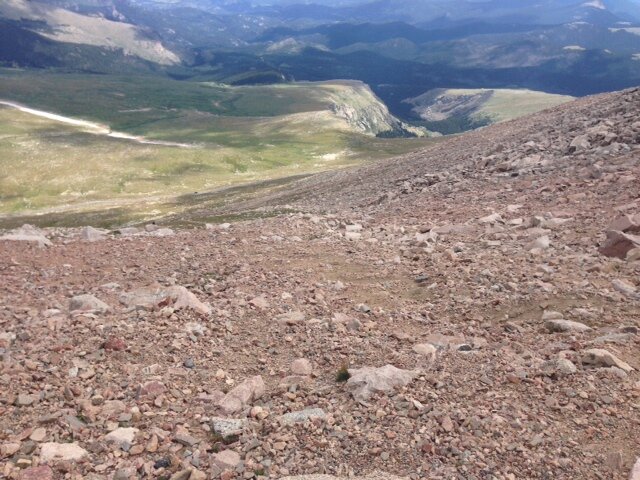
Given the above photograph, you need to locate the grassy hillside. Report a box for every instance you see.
[0,71,433,223]
[406,88,575,134]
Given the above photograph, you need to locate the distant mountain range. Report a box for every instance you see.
[2,0,640,126]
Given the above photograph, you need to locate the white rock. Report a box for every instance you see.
[40,442,88,462]
[346,365,418,402]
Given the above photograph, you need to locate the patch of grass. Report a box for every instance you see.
[336,365,351,383]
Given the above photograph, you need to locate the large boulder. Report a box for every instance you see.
[218,376,265,414]
[599,230,640,259]
[346,365,417,402]
[120,286,211,315]
[0,225,51,248]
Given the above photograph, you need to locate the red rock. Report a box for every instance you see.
[104,336,126,351]
[140,381,166,398]
[19,466,53,480]
[599,230,640,259]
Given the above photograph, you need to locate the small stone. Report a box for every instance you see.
[541,357,577,377]
[19,466,53,480]
[146,435,159,453]
[174,432,198,447]
[29,428,46,442]
[213,449,241,469]
[104,336,126,351]
[183,358,195,369]
[16,394,35,406]
[413,343,437,358]
[211,418,248,437]
[1,443,20,458]
[169,469,191,480]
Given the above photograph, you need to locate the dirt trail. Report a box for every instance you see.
[0,99,198,148]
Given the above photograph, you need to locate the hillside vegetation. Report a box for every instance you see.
[406,88,575,134]
[0,72,433,222]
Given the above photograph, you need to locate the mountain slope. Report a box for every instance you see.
[1,85,639,480]
[0,0,180,65]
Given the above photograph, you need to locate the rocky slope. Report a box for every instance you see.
[0,88,639,480]
[324,81,428,137]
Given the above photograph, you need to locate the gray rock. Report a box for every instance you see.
[211,418,247,437]
[211,417,249,437]
[69,294,110,314]
[346,365,418,402]
[0,225,51,248]
[612,279,639,299]
[545,319,592,333]
[80,226,106,242]
[280,408,326,425]
[540,357,577,377]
